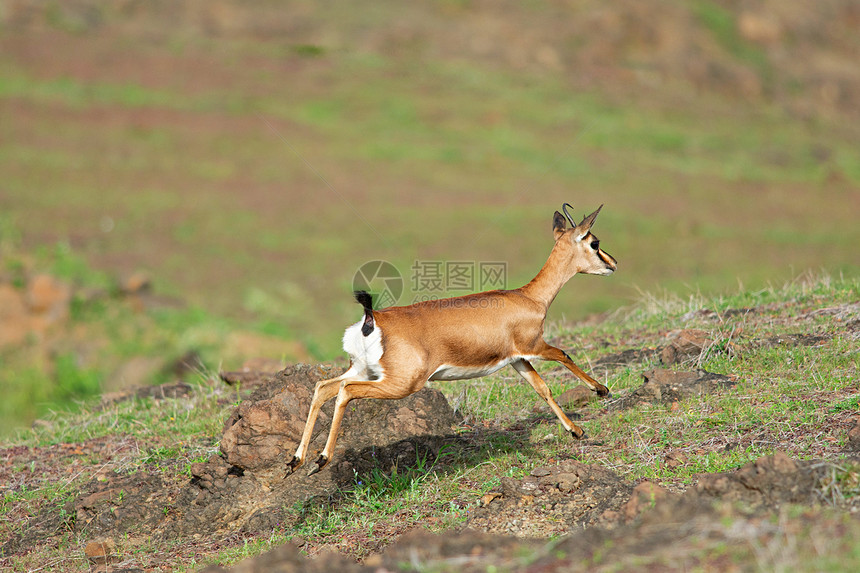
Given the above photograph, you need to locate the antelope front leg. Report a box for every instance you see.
[511,359,586,438]
[287,375,348,476]
[539,345,610,397]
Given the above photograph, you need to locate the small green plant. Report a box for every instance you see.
[830,396,860,413]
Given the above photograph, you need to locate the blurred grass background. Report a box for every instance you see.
[0,1,858,433]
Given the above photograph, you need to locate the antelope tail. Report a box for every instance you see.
[354,290,375,336]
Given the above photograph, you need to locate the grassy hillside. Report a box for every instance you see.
[1,1,858,363]
[1,273,857,571]
[0,3,858,565]
[0,239,310,436]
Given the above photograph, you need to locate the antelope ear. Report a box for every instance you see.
[573,204,603,241]
[552,211,566,241]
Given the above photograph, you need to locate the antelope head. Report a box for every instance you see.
[552,203,617,277]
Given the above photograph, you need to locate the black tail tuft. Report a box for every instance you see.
[354,290,375,336]
[354,290,373,311]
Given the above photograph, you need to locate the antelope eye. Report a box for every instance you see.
[590,241,599,250]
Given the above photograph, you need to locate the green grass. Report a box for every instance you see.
[0,239,282,437]
[1,27,858,364]
[1,273,858,571]
[1,5,859,567]
[431,273,858,486]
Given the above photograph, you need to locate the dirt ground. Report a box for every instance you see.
[3,309,858,571]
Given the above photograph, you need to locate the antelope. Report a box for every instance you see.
[288,204,617,476]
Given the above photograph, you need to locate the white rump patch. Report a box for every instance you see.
[342,319,384,380]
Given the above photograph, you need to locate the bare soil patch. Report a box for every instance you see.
[199,451,860,572]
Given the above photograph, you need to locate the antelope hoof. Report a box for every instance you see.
[570,428,588,440]
[285,455,303,477]
[308,454,329,476]
[596,386,611,397]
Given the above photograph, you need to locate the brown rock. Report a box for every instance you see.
[219,370,278,388]
[0,274,70,346]
[26,273,70,318]
[556,385,594,409]
[665,450,687,469]
[219,363,460,480]
[119,271,151,294]
[467,459,632,537]
[661,329,710,365]
[220,383,316,473]
[480,492,502,506]
[622,481,670,522]
[84,538,116,565]
[847,419,860,451]
[696,452,816,508]
[554,472,583,493]
[612,368,734,408]
[0,283,30,347]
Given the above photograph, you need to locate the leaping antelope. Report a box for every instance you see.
[288,204,617,476]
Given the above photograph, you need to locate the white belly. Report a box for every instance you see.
[429,358,515,381]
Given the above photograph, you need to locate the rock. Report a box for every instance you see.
[197,542,314,573]
[100,381,195,407]
[847,419,860,451]
[74,472,168,538]
[612,369,734,409]
[219,377,320,475]
[119,271,152,295]
[555,472,583,494]
[660,329,709,366]
[622,481,670,522]
[219,370,279,390]
[0,283,30,347]
[26,273,70,319]
[0,274,70,346]
[530,467,552,477]
[467,459,632,537]
[155,363,462,538]
[84,538,116,565]
[220,364,459,479]
[556,386,594,409]
[664,450,687,468]
[695,452,817,508]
